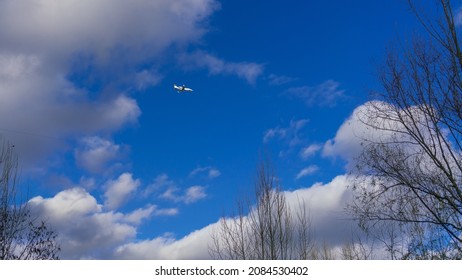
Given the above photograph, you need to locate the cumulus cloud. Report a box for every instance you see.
[285,80,346,107]
[322,117,362,166]
[295,165,319,179]
[29,187,135,259]
[322,101,411,168]
[104,173,141,210]
[28,186,176,259]
[113,175,359,259]
[115,225,217,259]
[26,174,369,259]
[284,175,357,246]
[178,51,264,84]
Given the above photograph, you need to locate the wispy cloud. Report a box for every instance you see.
[143,173,176,198]
[267,74,297,86]
[295,165,319,180]
[178,51,264,84]
[183,186,207,204]
[300,143,322,160]
[145,172,209,204]
[263,119,309,147]
[135,69,163,90]
[285,80,346,107]
[189,166,221,179]
[161,185,207,204]
[123,205,178,225]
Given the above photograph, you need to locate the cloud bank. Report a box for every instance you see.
[113,175,357,259]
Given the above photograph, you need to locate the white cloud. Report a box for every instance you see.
[121,205,155,225]
[184,186,207,204]
[295,165,319,179]
[29,187,101,220]
[104,173,141,210]
[284,175,357,246]
[28,186,176,259]
[115,225,217,259]
[113,175,359,259]
[322,101,413,168]
[189,166,221,179]
[26,174,370,259]
[153,208,179,217]
[208,168,221,179]
[178,51,264,84]
[29,187,135,259]
[323,100,446,175]
[322,109,363,163]
[263,128,286,142]
[123,205,178,225]
[161,185,207,204]
[300,143,321,160]
[143,173,176,197]
[285,80,346,107]
[160,186,179,201]
[147,173,208,204]
[75,136,122,173]
[267,74,297,86]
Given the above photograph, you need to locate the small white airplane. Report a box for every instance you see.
[173,84,193,93]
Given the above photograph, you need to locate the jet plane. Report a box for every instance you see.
[173,84,193,93]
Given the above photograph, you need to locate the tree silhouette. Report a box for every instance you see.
[0,139,60,260]
[350,0,462,259]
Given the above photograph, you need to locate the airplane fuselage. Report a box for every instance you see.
[173,84,193,93]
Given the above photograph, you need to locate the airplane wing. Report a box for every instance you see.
[173,84,193,93]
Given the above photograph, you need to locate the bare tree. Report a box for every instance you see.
[0,139,60,259]
[209,160,315,260]
[340,229,376,260]
[350,0,462,259]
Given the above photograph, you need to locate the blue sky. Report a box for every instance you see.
[0,0,442,259]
